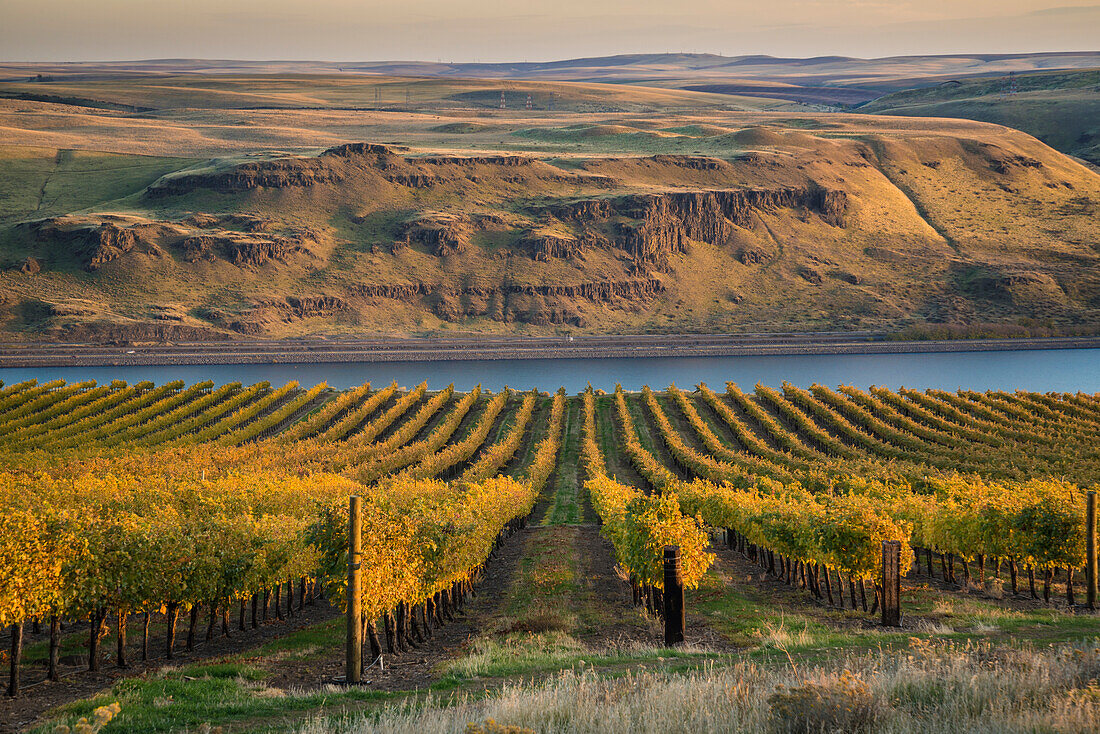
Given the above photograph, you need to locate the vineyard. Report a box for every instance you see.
[1,377,1098,730]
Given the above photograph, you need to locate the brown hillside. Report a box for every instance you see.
[0,75,1098,340]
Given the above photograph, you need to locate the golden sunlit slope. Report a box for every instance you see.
[0,74,1097,341]
[0,73,785,158]
[0,73,771,113]
[862,68,1100,165]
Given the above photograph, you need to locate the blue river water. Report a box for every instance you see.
[0,347,1098,393]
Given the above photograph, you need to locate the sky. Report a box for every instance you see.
[1,0,1097,62]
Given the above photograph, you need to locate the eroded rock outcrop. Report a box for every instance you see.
[403,214,473,256]
[148,159,344,197]
[973,143,1044,175]
[346,278,663,326]
[416,155,532,167]
[321,143,399,158]
[349,278,662,302]
[181,213,275,232]
[178,233,312,268]
[217,295,348,334]
[28,214,317,269]
[966,269,1067,306]
[145,144,560,198]
[522,229,590,261]
[649,155,728,171]
[225,237,312,267]
[537,186,847,265]
[738,244,776,265]
[30,221,144,271]
[83,223,139,270]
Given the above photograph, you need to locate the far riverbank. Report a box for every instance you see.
[1,333,1100,368]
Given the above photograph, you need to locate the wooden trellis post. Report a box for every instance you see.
[1087,490,1097,611]
[881,540,902,627]
[663,546,684,645]
[346,496,363,683]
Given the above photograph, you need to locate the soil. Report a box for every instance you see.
[707,539,891,633]
[0,601,340,733]
[902,553,1086,613]
[708,537,1090,636]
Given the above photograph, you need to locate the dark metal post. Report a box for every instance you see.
[882,540,902,626]
[663,546,684,646]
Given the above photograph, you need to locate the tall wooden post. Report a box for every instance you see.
[346,496,363,683]
[881,540,902,627]
[663,546,684,646]
[1087,490,1097,611]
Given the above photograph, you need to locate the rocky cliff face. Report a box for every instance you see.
[415,154,533,167]
[191,278,662,334]
[31,222,141,271]
[321,143,400,159]
[25,215,319,271]
[144,144,555,197]
[148,144,403,196]
[207,295,348,335]
[648,155,729,171]
[147,160,344,197]
[524,231,585,262]
[402,214,474,256]
[82,223,138,270]
[346,278,664,328]
[180,213,275,232]
[538,185,846,265]
[348,278,663,303]
[135,146,847,276]
[177,234,313,266]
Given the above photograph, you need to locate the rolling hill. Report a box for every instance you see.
[0,70,1098,342]
[861,68,1100,166]
[5,51,1100,96]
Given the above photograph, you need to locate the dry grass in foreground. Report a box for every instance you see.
[300,639,1100,734]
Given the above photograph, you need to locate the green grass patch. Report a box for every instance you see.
[251,617,343,660]
[33,661,391,734]
[543,397,583,525]
[437,630,719,684]
[0,146,194,225]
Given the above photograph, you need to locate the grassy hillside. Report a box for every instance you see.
[862,68,1100,165]
[6,51,1100,104]
[0,74,1098,341]
[0,74,770,114]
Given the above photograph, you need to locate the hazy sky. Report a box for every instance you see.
[2,1,1097,62]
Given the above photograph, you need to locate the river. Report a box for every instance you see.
[0,347,1097,393]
